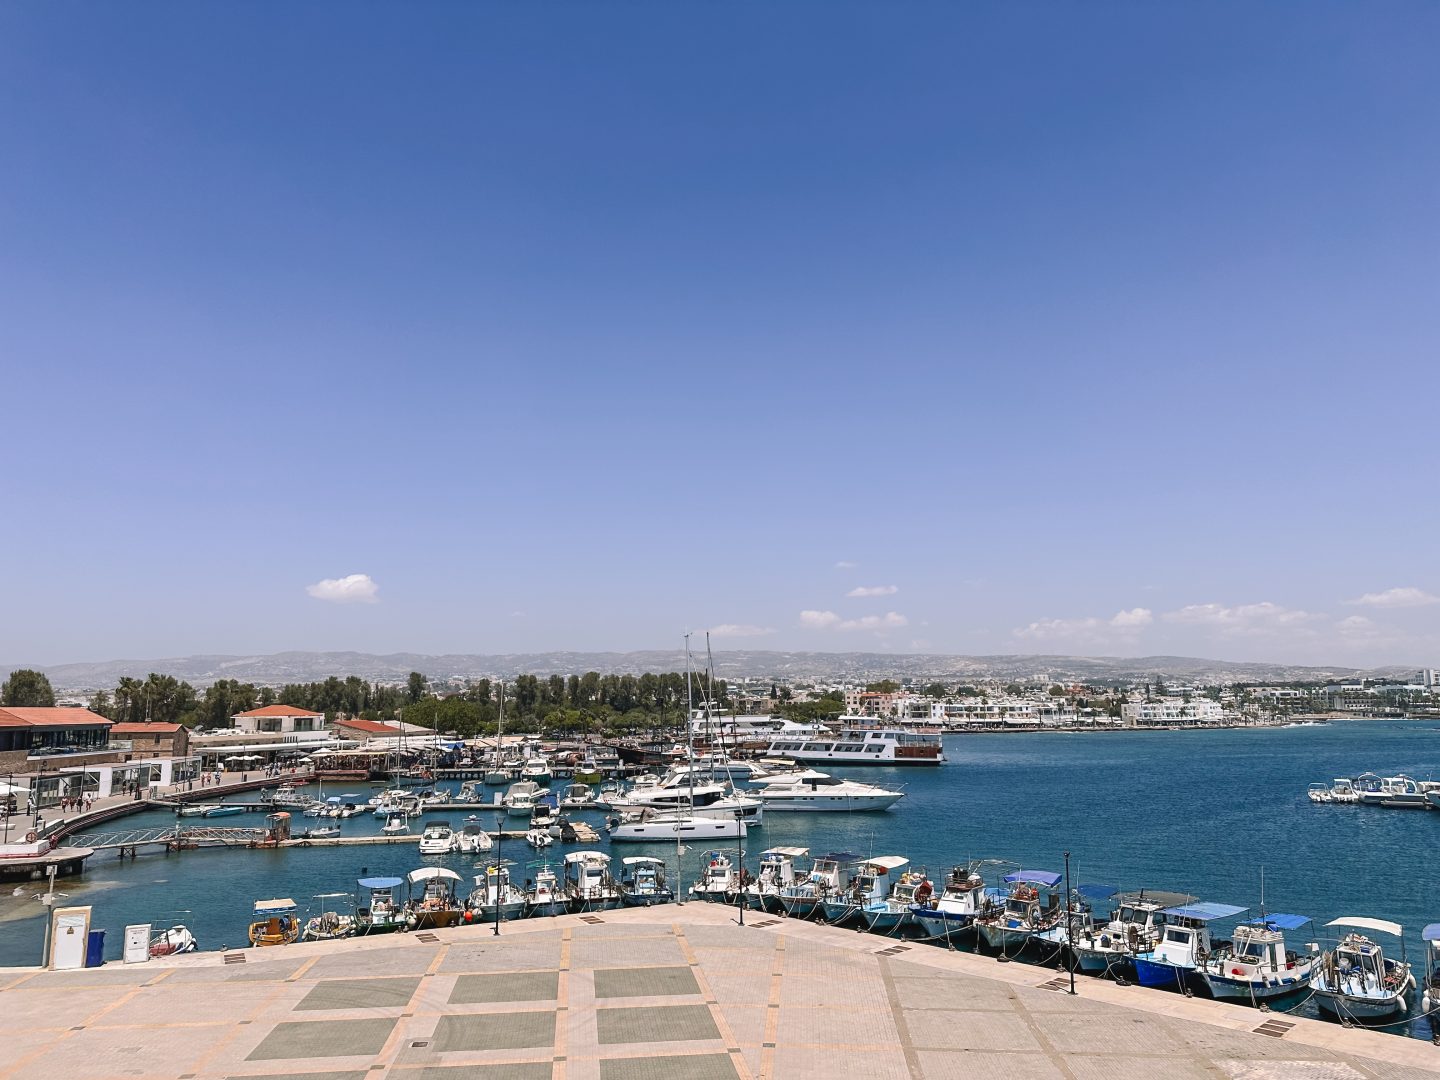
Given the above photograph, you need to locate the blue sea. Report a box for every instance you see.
[4,719,1438,1038]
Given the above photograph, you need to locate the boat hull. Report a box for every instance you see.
[1202,972,1311,1001]
[1314,990,1408,1019]
[910,910,977,941]
[1132,958,1196,992]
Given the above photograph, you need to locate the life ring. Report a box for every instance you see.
[25,831,37,844]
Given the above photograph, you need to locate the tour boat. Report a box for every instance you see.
[418,820,457,855]
[1132,901,1248,992]
[819,855,910,924]
[762,720,944,766]
[909,865,1002,942]
[1198,913,1315,1002]
[405,866,465,929]
[975,870,1065,953]
[353,877,407,935]
[562,851,622,911]
[619,856,674,906]
[248,898,301,947]
[748,770,904,812]
[525,865,567,918]
[1312,917,1414,1020]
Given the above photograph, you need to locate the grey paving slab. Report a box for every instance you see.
[449,970,559,1004]
[904,1007,1042,1052]
[775,1003,900,1047]
[596,1003,721,1045]
[890,973,1016,1011]
[307,945,439,979]
[598,1052,740,1080]
[1039,1010,1195,1055]
[440,938,562,974]
[247,1018,397,1061]
[398,1066,554,1080]
[593,965,699,998]
[295,976,421,1011]
[170,958,310,982]
[917,1050,1067,1080]
[430,1010,556,1052]
[1217,1064,1372,1080]
[572,936,686,968]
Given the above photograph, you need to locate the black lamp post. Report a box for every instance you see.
[493,813,504,936]
[1063,849,1076,995]
[736,805,745,926]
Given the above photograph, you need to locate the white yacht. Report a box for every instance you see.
[607,809,747,843]
[417,821,456,855]
[748,770,903,812]
[762,720,944,766]
[503,780,542,818]
[456,823,493,854]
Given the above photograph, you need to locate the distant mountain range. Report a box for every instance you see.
[4,650,1412,692]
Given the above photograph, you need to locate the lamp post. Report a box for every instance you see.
[493,813,504,936]
[736,804,745,926]
[1063,850,1076,995]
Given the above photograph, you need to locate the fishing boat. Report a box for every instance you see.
[819,855,910,924]
[149,925,197,956]
[1064,889,1192,976]
[248,898,301,947]
[353,877,408,935]
[1198,913,1315,1002]
[690,851,739,902]
[743,847,808,912]
[504,780,542,818]
[405,866,465,929]
[910,864,1007,943]
[748,770,904,812]
[456,823,494,854]
[298,824,341,840]
[469,862,527,922]
[178,803,217,817]
[1132,901,1248,993]
[1312,917,1414,1020]
[573,758,603,784]
[301,894,356,942]
[418,820,457,855]
[777,852,858,919]
[1419,924,1440,1015]
[975,870,1065,953]
[204,805,246,818]
[525,864,567,918]
[858,865,931,933]
[619,857,674,906]
[559,782,598,809]
[381,811,410,835]
[562,850,622,911]
[526,828,553,848]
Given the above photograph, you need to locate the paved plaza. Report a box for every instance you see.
[1,903,1438,1080]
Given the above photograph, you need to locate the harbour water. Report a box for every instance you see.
[4,719,1439,1038]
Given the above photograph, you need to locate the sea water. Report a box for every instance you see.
[3,719,1438,1038]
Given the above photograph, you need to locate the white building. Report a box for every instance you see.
[1121,700,1226,726]
[232,705,327,734]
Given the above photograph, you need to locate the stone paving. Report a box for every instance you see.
[0,903,1437,1080]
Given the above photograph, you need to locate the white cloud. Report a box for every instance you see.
[1162,601,1317,635]
[835,560,858,570]
[1014,616,1102,641]
[1347,587,1440,609]
[1335,615,1380,638]
[1110,607,1153,628]
[305,573,379,604]
[707,624,776,638]
[800,609,908,631]
[847,585,898,598]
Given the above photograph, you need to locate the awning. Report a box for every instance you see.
[1076,884,1118,901]
[1422,923,1440,942]
[1249,913,1310,931]
[1163,902,1248,922]
[406,866,462,884]
[253,898,297,914]
[1327,916,1402,937]
[358,877,404,890]
[622,856,666,866]
[760,847,809,858]
[1114,890,1196,909]
[1004,870,1062,888]
[865,855,910,872]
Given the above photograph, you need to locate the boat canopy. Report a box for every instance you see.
[1115,890,1196,909]
[760,846,809,858]
[358,876,404,890]
[1423,924,1440,942]
[564,850,610,864]
[817,851,861,863]
[622,856,666,866]
[1162,902,1247,922]
[1327,916,1403,937]
[1248,913,1311,931]
[407,866,463,884]
[253,898,297,914]
[1004,870,1062,888]
[864,855,910,872]
[1076,884,1118,901]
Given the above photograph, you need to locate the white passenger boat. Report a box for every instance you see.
[1198,912,1315,1002]
[562,851,622,911]
[1312,917,1414,1019]
[418,821,457,855]
[762,720,944,766]
[520,756,553,786]
[748,770,903,812]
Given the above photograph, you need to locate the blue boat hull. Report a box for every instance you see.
[1132,957,1195,992]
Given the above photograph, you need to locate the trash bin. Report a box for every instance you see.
[85,929,106,968]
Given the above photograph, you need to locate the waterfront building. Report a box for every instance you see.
[232,704,327,734]
[0,707,113,773]
[107,721,190,758]
[1120,700,1226,726]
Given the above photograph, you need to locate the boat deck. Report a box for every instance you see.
[0,904,1436,1079]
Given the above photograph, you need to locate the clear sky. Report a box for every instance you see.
[2,3,1437,668]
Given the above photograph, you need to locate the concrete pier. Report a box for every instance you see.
[0,903,1436,1079]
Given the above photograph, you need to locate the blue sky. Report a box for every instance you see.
[1,3,1437,667]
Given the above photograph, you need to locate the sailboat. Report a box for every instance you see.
[484,679,511,786]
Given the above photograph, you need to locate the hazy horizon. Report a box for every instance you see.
[2,4,1436,668]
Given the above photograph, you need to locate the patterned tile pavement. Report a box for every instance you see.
[0,903,1438,1079]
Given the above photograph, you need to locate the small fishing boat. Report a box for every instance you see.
[743,846,808,912]
[526,828,553,848]
[405,866,466,929]
[819,856,910,924]
[504,780,542,818]
[301,894,356,942]
[149,924,197,956]
[353,877,408,935]
[559,782,598,809]
[909,864,1005,943]
[1064,889,1190,976]
[178,803,217,817]
[298,825,341,840]
[1307,783,1333,804]
[204,805,246,818]
[1198,912,1315,1002]
[690,851,739,902]
[859,865,931,933]
[1379,776,1426,809]
[1312,917,1414,1020]
[1419,923,1440,1015]
[469,862,527,922]
[248,899,300,947]
[778,852,858,919]
[573,758,603,784]
[418,820,457,855]
[524,864,567,918]
[619,856,674,906]
[562,850,622,911]
[975,871,1065,953]
[1132,901,1248,992]
[456,823,494,854]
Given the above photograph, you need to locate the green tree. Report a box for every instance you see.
[1,669,55,707]
[1047,684,1066,697]
[865,680,900,694]
[406,672,428,704]
[924,682,948,698]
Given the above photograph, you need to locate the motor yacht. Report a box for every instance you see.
[418,820,457,855]
[748,769,903,812]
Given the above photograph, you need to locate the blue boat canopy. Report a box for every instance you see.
[358,876,404,890]
[1077,884,1118,901]
[1422,924,1440,942]
[1163,902,1247,921]
[1248,913,1310,931]
[1004,870,1062,888]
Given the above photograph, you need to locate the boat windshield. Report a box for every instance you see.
[1236,938,1266,960]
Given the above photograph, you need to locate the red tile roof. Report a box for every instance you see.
[109,722,186,734]
[233,705,323,718]
[0,707,113,729]
[334,718,397,734]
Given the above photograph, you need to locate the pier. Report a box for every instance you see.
[1,903,1436,1080]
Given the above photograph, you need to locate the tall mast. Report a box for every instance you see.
[684,634,695,812]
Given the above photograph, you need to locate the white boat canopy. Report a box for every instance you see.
[622,856,667,866]
[407,867,463,885]
[865,855,910,872]
[564,850,610,864]
[760,846,809,858]
[1327,916,1403,937]
[254,898,297,913]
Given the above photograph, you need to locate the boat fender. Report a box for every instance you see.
[1423,991,1432,1012]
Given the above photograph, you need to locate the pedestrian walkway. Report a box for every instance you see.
[0,902,1436,1080]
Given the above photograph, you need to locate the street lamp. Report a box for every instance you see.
[493,813,504,937]
[735,804,745,926]
[1063,850,1076,995]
